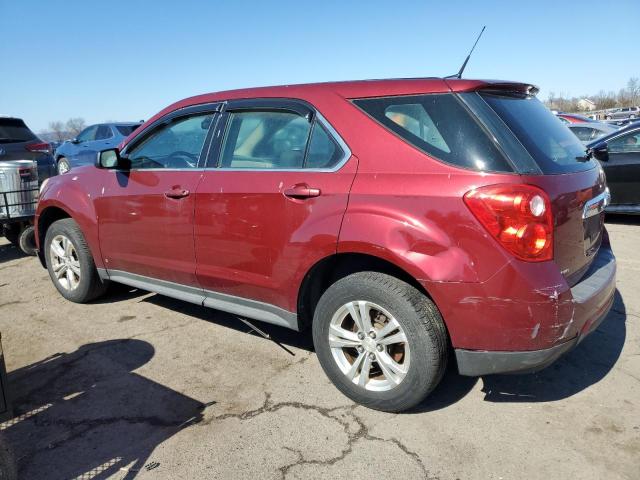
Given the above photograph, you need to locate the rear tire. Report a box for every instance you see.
[44,218,108,302]
[18,225,37,256]
[312,272,448,412]
[57,157,71,175]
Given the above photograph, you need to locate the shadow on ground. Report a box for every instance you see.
[1,339,212,480]
[143,294,315,352]
[0,242,29,265]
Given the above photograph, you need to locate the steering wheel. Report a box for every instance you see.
[165,151,198,168]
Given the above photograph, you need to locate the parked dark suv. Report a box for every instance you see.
[0,116,56,182]
[35,78,616,412]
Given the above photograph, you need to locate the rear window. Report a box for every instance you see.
[480,93,595,174]
[0,118,37,143]
[353,94,512,172]
[116,124,140,136]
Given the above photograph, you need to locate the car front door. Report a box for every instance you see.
[71,125,98,164]
[96,106,219,286]
[602,129,640,205]
[193,100,356,316]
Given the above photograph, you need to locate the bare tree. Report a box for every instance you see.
[48,121,67,142]
[65,118,86,137]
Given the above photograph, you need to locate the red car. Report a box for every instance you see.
[556,113,596,124]
[35,78,616,412]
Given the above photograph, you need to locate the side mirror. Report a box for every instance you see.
[96,148,130,169]
[70,138,80,144]
[590,141,609,162]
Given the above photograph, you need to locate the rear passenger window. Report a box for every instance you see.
[219,110,345,169]
[221,111,310,169]
[354,94,512,172]
[95,125,112,140]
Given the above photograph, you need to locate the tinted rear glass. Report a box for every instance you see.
[481,93,595,174]
[116,124,140,136]
[353,94,512,172]
[0,118,37,143]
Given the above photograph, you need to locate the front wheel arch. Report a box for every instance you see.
[37,206,72,268]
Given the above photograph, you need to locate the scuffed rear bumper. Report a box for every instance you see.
[454,247,616,376]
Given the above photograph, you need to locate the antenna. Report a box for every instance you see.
[446,26,486,79]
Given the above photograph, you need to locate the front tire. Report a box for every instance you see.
[57,157,71,175]
[312,272,448,412]
[44,218,108,302]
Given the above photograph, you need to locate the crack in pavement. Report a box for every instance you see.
[200,394,436,479]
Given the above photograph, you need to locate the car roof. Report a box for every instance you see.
[144,77,535,124]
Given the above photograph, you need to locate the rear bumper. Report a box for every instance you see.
[454,246,616,376]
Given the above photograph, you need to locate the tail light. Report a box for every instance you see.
[26,142,52,154]
[464,184,553,262]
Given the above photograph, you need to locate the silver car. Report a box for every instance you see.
[605,106,640,120]
[567,122,618,143]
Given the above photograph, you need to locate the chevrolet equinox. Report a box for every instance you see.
[35,78,616,412]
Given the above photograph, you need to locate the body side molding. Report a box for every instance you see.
[102,269,299,330]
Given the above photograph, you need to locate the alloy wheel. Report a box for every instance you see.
[328,300,410,391]
[58,159,70,174]
[49,234,81,291]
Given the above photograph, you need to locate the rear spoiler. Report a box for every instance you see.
[445,79,539,96]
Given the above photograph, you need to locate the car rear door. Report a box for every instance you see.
[193,100,356,315]
[602,129,640,205]
[96,105,220,286]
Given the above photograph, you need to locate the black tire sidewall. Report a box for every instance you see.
[312,273,446,412]
[18,225,37,256]
[44,219,97,302]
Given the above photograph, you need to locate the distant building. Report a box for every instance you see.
[577,98,596,111]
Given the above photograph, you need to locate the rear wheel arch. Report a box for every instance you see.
[296,252,441,332]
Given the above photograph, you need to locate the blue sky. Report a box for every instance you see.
[1,0,638,132]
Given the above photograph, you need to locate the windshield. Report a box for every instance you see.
[480,93,595,174]
[0,118,37,143]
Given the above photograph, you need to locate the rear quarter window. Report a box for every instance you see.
[353,94,513,172]
[116,125,141,136]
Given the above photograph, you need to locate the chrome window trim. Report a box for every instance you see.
[100,269,300,331]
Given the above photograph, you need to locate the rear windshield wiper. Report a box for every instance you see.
[575,149,593,162]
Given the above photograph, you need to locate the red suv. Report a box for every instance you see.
[35,78,616,412]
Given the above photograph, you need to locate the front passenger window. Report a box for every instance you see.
[127,114,213,169]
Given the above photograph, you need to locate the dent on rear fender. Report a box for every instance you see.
[339,206,507,283]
